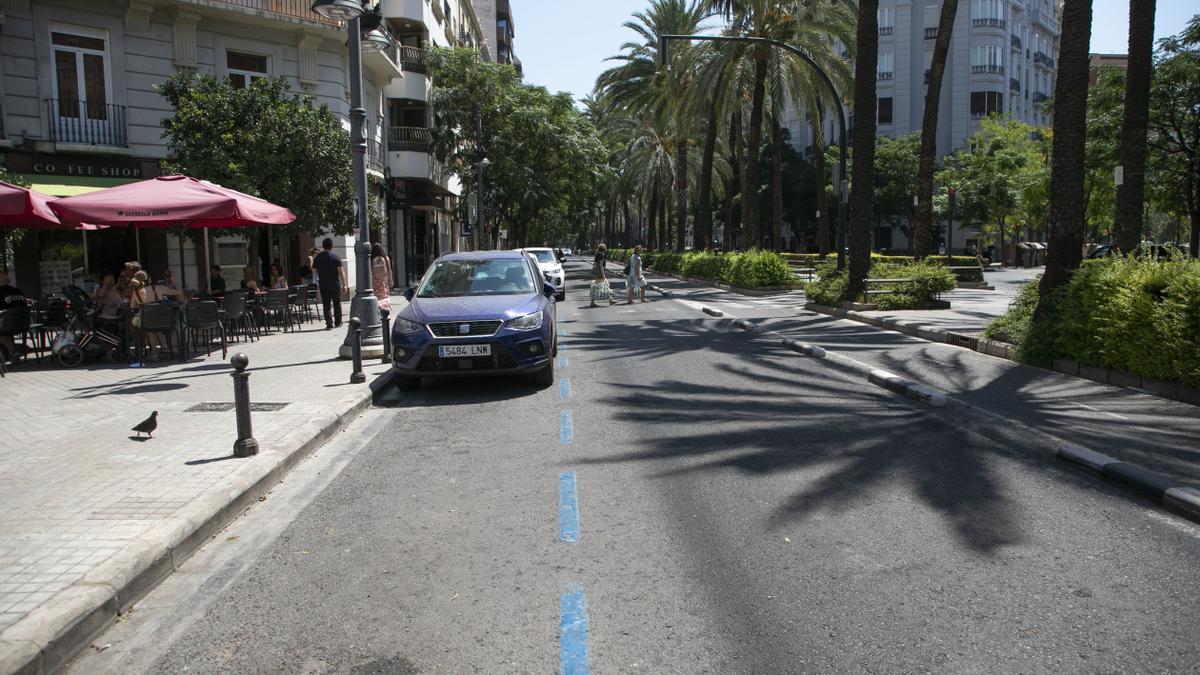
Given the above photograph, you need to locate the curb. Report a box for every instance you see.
[0,369,396,675]
[779,339,827,358]
[1058,446,1200,524]
[732,319,756,332]
[867,369,948,407]
[701,306,724,318]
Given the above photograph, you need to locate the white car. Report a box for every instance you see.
[517,247,566,301]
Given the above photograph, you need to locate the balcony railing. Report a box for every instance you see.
[1010,77,1021,92]
[1011,34,1022,49]
[877,71,893,80]
[971,64,1005,75]
[398,45,429,74]
[878,26,894,36]
[368,138,384,174]
[1032,92,1048,104]
[1033,51,1055,69]
[46,99,128,147]
[971,17,1007,29]
[388,126,431,153]
[924,27,938,39]
[206,0,340,26]
[924,69,930,84]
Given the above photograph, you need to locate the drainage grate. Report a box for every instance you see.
[947,333,979,350]
[185,402,290,412]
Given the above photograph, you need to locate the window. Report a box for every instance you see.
[971,45,1004,73]
[51,29,110,119]
[878,97,893,125]
[878,7,894,34]
[226,51,268,89]
[970,91,1004,117]
[877,52,893,79]
[971,0,1005,26]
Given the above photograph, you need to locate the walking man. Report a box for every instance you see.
[313,238,348,329]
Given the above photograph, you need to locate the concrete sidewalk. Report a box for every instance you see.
[0,301,399,674]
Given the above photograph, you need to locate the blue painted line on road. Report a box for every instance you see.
[560,585,590,675]
[560,377,571,401]
[560,409,573,445]
[559,472,580,543]
[558,355,569,368]
[559,327,568,337]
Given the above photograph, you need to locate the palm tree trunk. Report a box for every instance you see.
[675,137,688,253]
[813,106,830,254]
[647,188,659,250]
[742,45,768,249]
[659,193,668,252]
[725,107,743,250]
[1112,0,1156,252]
[772,116,784,252]
[1037,0,1094,312]
[915,0,960,259]
[696,71,724,251]
[847,0,880,300]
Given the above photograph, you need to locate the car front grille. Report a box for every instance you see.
[415,344,518,372]
[427,320,503,337]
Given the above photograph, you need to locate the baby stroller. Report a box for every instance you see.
[55,286,127,367]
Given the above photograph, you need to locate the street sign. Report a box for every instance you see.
[1114,165,1124,186]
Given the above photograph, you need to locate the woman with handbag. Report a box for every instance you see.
[589,244,617,308]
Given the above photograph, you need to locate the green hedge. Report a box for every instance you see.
[803,261,956,309]
[607,249,794,289]
[984,257,1200,388]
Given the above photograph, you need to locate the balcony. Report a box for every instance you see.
[46,99,128,148]
[877,71,894,80]
[878,26,894,36]
[924,69,930,84]
[924,27,938,39]
[398,45,428,74]
[1032,92,1048,104]
[363,25,402,79]
[971,18,1007,29]
[388,126,431,153]
[1033,6,1059,32]
[1010,77,1021,92]
[971,64,1005,75]
[1033,51,1055,69]
[203,0,340,27]
[1011,34,1022,49]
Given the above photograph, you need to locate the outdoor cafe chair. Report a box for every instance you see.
[306,284,322,323]
[290,285,313,324]
[133,302,182,363]
[184,300,227,360]
[0,303,32,366]
[263,288,294,333]
[221,291,258,343]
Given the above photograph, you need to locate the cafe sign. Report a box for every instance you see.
[3,152,153,179]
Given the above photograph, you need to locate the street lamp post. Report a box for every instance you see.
[658,34,850,270]
[313,0,384,367]
[947,186,956,259]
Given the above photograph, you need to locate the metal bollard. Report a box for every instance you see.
[350,316,365,384]
[380,307,392,365]
[231,353,259,457]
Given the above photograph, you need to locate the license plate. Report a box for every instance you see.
[439,344,491,358]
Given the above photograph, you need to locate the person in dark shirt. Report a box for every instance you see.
[209,265,227,294]
[0,269,27,357]
[312,238,347,328]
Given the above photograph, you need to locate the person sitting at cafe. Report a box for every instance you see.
[116,261,141,300]
[269,263,287,290]
[241,265,261,292]
[130,271,186,360]
[90,273,123,321]
[209,266,227,294]
[160,269,180,290]
[0,269,26,359]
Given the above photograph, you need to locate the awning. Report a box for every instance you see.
[18,175,140,197]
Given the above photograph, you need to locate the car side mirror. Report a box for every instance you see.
[403,287,415,302]
[543,283,555,298]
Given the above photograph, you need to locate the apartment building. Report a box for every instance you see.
[0,0,488,297]
[471,0,520,76]
[784,0,1061,253]
[1088,52,1128,85]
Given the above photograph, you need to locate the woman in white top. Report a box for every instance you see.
[626,245,647,304]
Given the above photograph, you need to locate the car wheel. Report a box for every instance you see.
[397,375,421,391]
[533,357,554,387]
[555,292,565,302]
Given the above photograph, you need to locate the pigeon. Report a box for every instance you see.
[132,411,158,439]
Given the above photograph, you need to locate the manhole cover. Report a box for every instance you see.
[185,402,289,412]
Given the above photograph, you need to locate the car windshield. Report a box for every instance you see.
[417,259,537,298]
[530,250,556,264]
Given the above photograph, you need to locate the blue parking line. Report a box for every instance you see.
[560,585,590,675]
[560,410,573,445]
[560,377,571,401]
[558,355,569,368]
[559,327,568,337]
[559,471,580,543]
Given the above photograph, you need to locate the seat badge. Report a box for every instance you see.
[459,324,471,335]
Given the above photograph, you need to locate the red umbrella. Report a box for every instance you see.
[0,181,65,229]
[48,175,296,228]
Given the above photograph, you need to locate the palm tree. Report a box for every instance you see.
[846,0,880,300]
[1036,0,1093,313]
[1111,0,1156,252]
[914,0,961,258]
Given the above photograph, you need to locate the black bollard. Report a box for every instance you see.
[231,353,259,457]
[350,316,365,384]
[380,307,392,365]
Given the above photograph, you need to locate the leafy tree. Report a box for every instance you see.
[157,73,355,236]
[1148,16,1200,256]
[873,133,921,252]
[1083,67,1125,242]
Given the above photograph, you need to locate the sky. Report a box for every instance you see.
[510,0,1196,104]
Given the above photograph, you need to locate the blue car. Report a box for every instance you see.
[391,250,558,390]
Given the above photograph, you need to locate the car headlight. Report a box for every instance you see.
[395,317,424,334]
[504,311,543,331]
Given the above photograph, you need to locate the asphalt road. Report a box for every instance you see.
[69,259,1200,674]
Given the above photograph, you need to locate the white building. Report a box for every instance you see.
[0,0,493,297]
